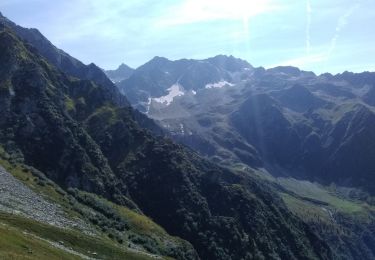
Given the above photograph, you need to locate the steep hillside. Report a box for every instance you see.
[0,146,195,260]
[0,13,117,91]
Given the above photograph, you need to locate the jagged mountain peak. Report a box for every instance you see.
[151,55,170,61]
[131,56,173,74]
[268,65,300,73]
[273,66,316,77]
[140,55,251,72]
[118,63,133,70]
[105,62,134,83]
[0,14,129,107]
[0,13,44,38]
[149,55,171,64]
[117,54,254,108]
[206,54,253,71]
[333,70,375,86]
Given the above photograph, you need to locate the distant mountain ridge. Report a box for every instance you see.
[115,54,375,194]
[116,55,252,111]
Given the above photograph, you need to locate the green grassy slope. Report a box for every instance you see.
[0,213,160,260]
[250,170,375,259]
[0,146,193,259]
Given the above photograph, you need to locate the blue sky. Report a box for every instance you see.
[1,0,374,74]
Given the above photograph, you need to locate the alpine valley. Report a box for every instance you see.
[1,11,375,260]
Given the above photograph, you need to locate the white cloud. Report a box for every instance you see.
[276,1,361,71]
[3,0,372,72]
[328,3,359,54]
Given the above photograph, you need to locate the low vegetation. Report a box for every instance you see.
[0,213,161,260]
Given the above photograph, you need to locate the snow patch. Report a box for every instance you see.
[192,90,197,95]
[205,81,234,89]
[153,84,185,106]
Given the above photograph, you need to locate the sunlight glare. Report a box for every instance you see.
[160,0,274,26]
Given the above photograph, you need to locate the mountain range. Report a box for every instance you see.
[1,11,375,260]
[113,56,375,194]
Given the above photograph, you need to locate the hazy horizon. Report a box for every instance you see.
[1,0,374,74]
